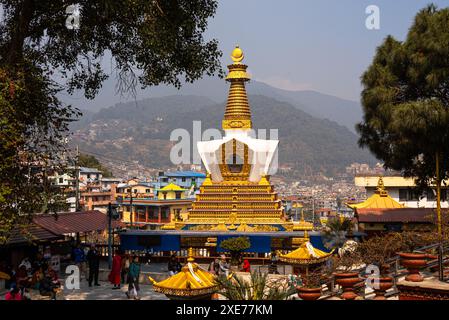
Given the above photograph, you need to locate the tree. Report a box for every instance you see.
[357,4,449,236]
[78,153,113,177]
[321,217,354,250]
[219,237,251,266]
[0,0,222,243]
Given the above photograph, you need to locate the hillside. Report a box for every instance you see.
[64,77,363,132]
[71,95,375,176]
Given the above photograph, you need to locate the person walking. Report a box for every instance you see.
[121,254,130,285]
[86,244,100,287]
[108,250,122,289]
[73,244,86,279]
[126,256,141,300]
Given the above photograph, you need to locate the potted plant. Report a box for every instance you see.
[214,270,293,300]
[358,233,402,299]
[296,268,325,301]
[219,236,251,267]
[332,249,364,300]
[396,231,436,282]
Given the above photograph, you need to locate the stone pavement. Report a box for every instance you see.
[62,280,168,300]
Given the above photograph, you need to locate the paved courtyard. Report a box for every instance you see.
[62,280,168,300]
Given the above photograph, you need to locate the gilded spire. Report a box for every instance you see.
[375,176,387,196]
[222,45,252,130]
[187,247,195,262]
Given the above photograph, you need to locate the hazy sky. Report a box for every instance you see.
[62,0,449,109]
[208,0,449,101]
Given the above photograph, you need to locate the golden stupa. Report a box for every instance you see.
[279,241,332,265]
[348,176,405,210]
[148,248,218,300]
[178,46,291,232]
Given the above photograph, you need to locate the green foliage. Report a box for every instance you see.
[321,217,354,250]
[0,0,222,243]
[219,236,251,253]
[219,236,251,266]
[215,270,293,300]
[357,4,449,190]
[78,153,113,177]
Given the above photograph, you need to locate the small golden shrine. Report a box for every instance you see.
[279,241,332,265]
[348,176,405,210]
[173,46,292,232]
[148,248,218,300]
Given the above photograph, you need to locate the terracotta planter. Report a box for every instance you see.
[334,272,361,300]
[296,286,322,301]
[399,253,428,282]
[372,276,394,300]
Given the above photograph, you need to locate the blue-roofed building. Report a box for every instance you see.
[156,171,206,191]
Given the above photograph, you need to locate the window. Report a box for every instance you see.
[182,177,186,182]
[145,189,151,193]
[399,188,420,201]
[175,192,181,199]
[59,177,64,183]
[427,189,436,201]
[399,189,408,202]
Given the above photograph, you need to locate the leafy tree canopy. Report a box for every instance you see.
[78,153,113,177]
[0,0,222,243]
[357,4,449,190]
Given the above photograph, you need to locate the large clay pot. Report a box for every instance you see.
[399,253,428,282]
[296,286,322,301]
[372,276,394,300]
[334,272,362,300]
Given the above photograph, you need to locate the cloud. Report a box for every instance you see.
[255,75,313,91]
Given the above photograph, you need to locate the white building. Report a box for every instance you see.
[355,175,448,208]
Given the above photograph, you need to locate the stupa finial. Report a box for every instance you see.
[223,45,252,130]
[187,247,195,262]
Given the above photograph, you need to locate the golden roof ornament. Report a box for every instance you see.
[279,241,333,265]
[375,176,387,196]
[222,45,252,130]
[148,247,218,299]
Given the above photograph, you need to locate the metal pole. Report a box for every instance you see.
[436,152,442,237]
[75,145,80,211]
[130,192,133,228]
[436,152,444,281]
[108,202,112,269]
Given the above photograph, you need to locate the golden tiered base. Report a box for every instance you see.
[180,181,290,231]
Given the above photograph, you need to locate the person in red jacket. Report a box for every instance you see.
[5,286,22,300]
[109,251,122,289]
[242,259,251,272]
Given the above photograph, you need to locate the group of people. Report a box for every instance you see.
[3,255,61,300]
[108,251,142,300]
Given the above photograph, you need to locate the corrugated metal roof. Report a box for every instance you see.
[33,210,122,235]
[6,224,61,245]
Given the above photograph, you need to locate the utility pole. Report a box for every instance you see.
[107,202,112,269]
[75,145,80,212]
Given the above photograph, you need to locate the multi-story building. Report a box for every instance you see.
[117,182,192,229]
[156,171,206,191]
[355,175,449,208]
